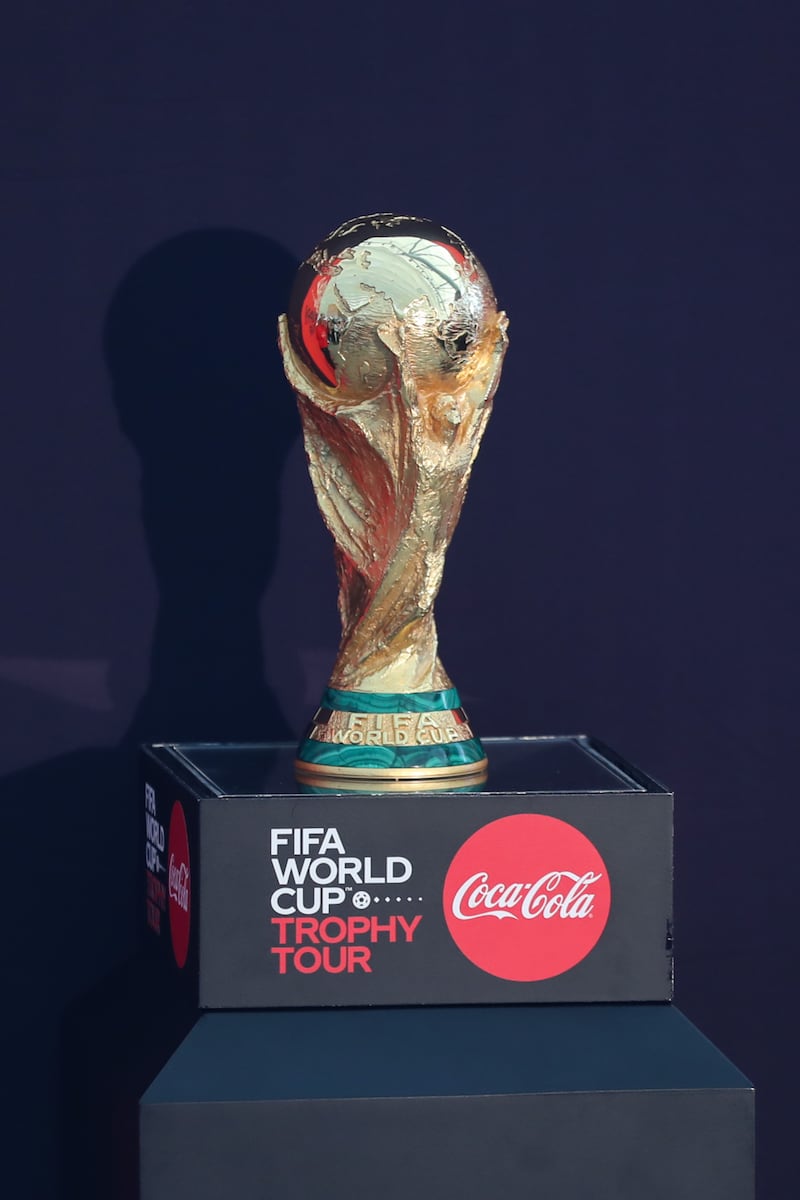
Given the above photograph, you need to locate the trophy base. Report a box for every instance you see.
[295,686,487,783]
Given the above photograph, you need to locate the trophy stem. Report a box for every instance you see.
[295,687,487,783]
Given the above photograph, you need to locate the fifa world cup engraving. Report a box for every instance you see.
[279,214,508,782]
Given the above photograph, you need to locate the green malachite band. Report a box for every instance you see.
[298,686,485,779]
[296,736,486,772]
[321,687,461,713]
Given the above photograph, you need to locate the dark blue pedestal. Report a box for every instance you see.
[140,1004,753,1200]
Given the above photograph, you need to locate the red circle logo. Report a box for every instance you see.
[443,814,611,981]
[167,802,191,969]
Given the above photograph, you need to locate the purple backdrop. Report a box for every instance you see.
[2,4,797,1197]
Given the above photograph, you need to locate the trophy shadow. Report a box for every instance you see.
[107,227,299,746]
[0,229,299,1200]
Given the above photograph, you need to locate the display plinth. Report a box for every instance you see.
[141,736,673,1008]
[140,1004,753,1200]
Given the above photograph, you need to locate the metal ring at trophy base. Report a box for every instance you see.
[294,770,489,794]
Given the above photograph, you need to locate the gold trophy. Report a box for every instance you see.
[279,214,508,784]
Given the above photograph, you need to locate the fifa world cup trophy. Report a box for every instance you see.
[279,214,508,784]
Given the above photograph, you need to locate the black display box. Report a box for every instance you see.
[141,736,673,1008]
[140,1004,753,1200]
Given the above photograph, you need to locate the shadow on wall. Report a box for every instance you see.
[106,228,299,744]
[0,229,299,1200]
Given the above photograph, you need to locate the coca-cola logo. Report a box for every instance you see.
[167,801,191,968]
[169,856,190,913]
[443,814,611,981]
